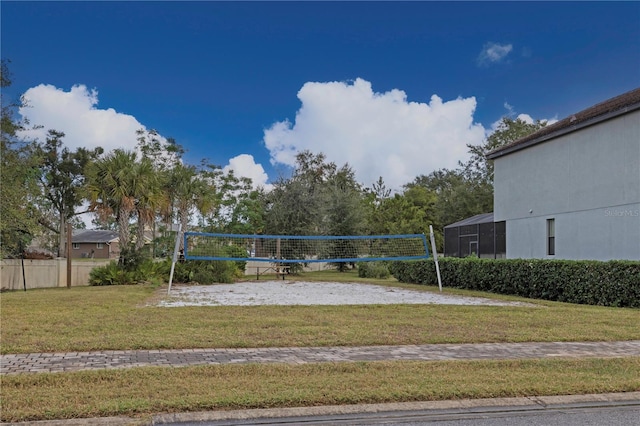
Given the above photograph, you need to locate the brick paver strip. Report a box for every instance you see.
[1,341,639,375]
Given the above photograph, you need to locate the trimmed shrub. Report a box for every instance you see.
[391,258,640,308]
[357,261,391,279]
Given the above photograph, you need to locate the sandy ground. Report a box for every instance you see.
[158,281,532,307]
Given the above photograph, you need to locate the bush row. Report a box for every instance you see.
[89,245,248,286]
[89,258,246,286]
[390,258,640,308]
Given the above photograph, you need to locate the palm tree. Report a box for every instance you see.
[167,163,217,250]
[85,149,139,257]
[132,157,166,251]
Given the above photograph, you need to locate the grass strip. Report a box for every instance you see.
[2,358,639,422]
[2,281,639,354]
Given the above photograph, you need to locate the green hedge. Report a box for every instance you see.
[390,258,640,308]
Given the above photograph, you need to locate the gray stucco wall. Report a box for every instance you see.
[493,110,640,260]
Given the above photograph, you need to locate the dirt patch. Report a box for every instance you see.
[155,281,535,307]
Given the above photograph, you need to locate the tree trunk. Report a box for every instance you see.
[135,211,147,251]
[117,208,132,257]
[58,212,67,257]
[179,208,189,253]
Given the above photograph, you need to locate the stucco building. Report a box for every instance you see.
[487,88,640,260]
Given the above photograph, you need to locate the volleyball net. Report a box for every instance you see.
[183,232,430,263]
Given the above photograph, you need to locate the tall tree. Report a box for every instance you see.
[370,176,391,203]
[409,169,482,229]
[136,129,187,254]
[367,186,438,235]
[209,170,264,235]
[136,128,184,171]
[322,164,364,235]
[35,130,103,256]
[323,164,365,271]
[224,185,265,235]
[262,151,367,270]
[262,151,333,236]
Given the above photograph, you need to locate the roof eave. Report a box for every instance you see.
[487,101,640,160]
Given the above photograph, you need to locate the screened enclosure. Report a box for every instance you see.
[444,212,506,259]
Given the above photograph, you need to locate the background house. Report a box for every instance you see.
[71,230,119,259]
[487,88,640,261]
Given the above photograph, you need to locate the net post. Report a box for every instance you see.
[429,225,443,292]
[167,223,182,295]
[276,238,284,280]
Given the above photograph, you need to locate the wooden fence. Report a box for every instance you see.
[1,259,111,291]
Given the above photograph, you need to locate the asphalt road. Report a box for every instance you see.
[156,397,640,426]
[169,405,640,425]
[8,394,638,425]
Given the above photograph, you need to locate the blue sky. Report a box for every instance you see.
[3,1,639,190]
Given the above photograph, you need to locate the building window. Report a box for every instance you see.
[96,243,104,249]
[547,219,555,256]
[72,243,80,250]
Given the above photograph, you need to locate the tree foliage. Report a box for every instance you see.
[462,117,547,186]
[0,60,41,257]
[263,151,365,238]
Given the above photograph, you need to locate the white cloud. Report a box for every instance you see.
[516,113,535,124]
[18,84,144,152]
[477,42,513,66]
[503,101,514,115]
[263,78,485,190]
[223,154,273,191]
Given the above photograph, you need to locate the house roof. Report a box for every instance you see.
[72,230,118,243]
[487,87,640,160]
[445,212,494,228]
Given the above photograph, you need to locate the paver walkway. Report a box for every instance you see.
[2,340,639,375]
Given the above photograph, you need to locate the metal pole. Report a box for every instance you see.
[429,225,443,292]
[66,223,72,288]
[20,240,26,292]
[276,238,282,279]
[167,224,182,294]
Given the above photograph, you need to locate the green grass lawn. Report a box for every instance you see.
[2,272,639,354]
[2,271,639,422]
[3,358,639,422]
